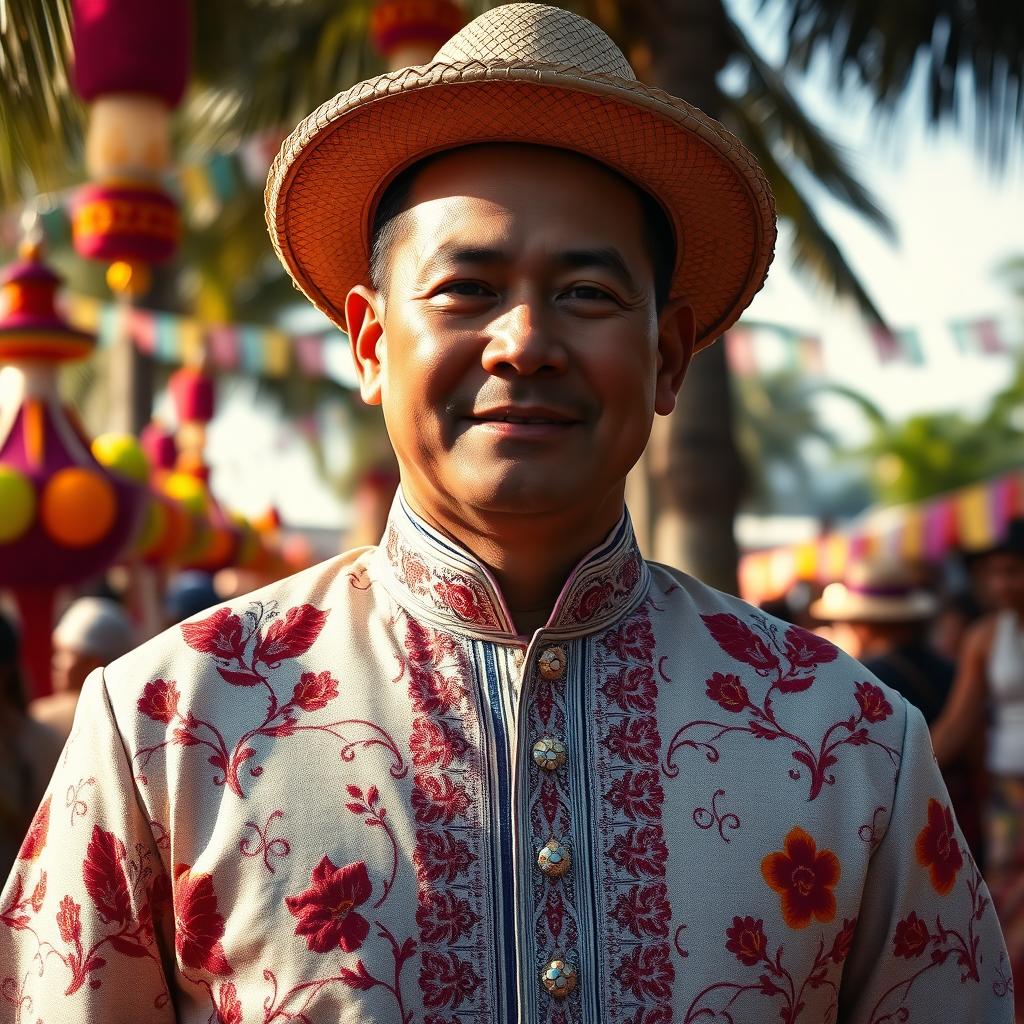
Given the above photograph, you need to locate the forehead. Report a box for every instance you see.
[396,144,649,252]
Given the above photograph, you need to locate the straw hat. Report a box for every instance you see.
[809,560,938,624]
[266,3,776,350]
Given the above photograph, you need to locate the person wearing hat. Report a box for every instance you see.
[0,6,1008,1021]
[811,559,985,864]
[28,595,136,746]
[933,520,1024,1013]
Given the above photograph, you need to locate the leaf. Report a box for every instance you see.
[847,728,870,746]
[109,934,150,959]
[216,666,263,687]
[181,608,245,659]
[777,674,815,694]
[749,721,781,740]
[339,960,377,991]
[83,826,131,926]
[173,729,202,747]
[346,784,362,800]
[254,605,328,666]
[366,785,379,807]
[701,614,779,673]
[345,802,365,815]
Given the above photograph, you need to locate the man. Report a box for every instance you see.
[0,5,1010,1022]
[30,595,136,743]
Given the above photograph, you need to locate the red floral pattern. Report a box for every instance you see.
[173,863,232,974]
[285,857,371,953]
[915,798,963,895]
[761,827,841,929]
[18,794,51,861]
[593,605,675,1021]
[666,613,900,801]
[405,618,488,1017]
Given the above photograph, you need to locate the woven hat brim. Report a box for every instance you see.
[267,60,777,349]
[809,591,938,623]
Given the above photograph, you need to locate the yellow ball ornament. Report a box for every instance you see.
[92,433,150,483]
[41,467,117,547]
[163,472,208,516]
[0,467,36,542]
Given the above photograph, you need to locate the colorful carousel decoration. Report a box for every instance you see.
[0,242,145,695]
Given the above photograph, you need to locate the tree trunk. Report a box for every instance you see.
[634,0,747,594]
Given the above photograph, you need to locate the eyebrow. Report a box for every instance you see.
[420,243,640,291]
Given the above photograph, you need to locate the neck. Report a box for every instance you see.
[402,486,627,635]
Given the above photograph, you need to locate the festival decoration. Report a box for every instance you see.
[739,469,1024,604]
[370,0,465,69]
[69,0,190,296]
[0,241,145,695]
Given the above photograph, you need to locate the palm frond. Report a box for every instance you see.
[724,11,894,239]
[725,93,887,323]
[777,0,1024,166]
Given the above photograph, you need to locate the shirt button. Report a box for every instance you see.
[541,959,578,999]
[538,645,567,681]
[538,838,572,878]
[533,736,567,771]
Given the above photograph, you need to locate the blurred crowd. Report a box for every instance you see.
[764,521,1024,984]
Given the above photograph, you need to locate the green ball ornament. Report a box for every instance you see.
[92,433,150,483]
[0,467,36,542]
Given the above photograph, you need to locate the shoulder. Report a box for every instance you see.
[646,560,909,734]
[103,547,375,715]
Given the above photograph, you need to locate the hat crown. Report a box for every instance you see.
[434,3,636,81]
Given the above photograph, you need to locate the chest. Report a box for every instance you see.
[160,606,899,1024]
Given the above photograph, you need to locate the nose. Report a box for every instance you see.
[481,297,567,377]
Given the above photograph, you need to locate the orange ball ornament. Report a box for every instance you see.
[41,466,117,547]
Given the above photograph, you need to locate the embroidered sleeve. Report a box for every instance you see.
[838,701,1013,1023]
[1,668,175,1022]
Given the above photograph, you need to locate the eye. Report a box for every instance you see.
[561,284,620,303]
[437,281,494,298]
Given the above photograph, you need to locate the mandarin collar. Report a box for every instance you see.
[371,492,650,642]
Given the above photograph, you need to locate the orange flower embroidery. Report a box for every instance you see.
[761,826,840,929]
[915,798,963,895]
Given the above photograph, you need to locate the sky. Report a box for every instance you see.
[203,3,1024,530]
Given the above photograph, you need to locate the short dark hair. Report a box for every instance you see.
[368,147,676,309]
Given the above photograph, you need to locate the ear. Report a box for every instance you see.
[345,284,386,407]
[654,299,695,416]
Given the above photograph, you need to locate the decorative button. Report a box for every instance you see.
[538,646,567,681]
[541,959,578,999]
[538,838,571,878]
[533,737,567,771]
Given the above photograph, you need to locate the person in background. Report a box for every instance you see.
[0,613,63,879]
[932,590,983,663]
[933,521,1024,1010]
[163,570,220,628]
[29,596,135,744]
[812,558,985,865]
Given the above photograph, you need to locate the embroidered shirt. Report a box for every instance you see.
[0,496,1012,1023]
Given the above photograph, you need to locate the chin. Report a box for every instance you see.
[451,472,582,517]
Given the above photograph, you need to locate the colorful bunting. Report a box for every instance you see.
[739,468,1024,604]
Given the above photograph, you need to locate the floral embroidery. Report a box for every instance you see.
[915,798,963,895]
[692,788,740,843]
[761,827,841,929]
[403,618,488,1016]
[594,604,675,1021]
[894,911,931,958]
[174,863,232,974]
[18,794,50,861]
[285,857,371,954]
[344,785,399,908]
[135,601,405,797]
[685,914,853,1022]
[665,613,901,800]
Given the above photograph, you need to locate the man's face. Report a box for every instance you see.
[51,646,101,694]
[348,145,690,525]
